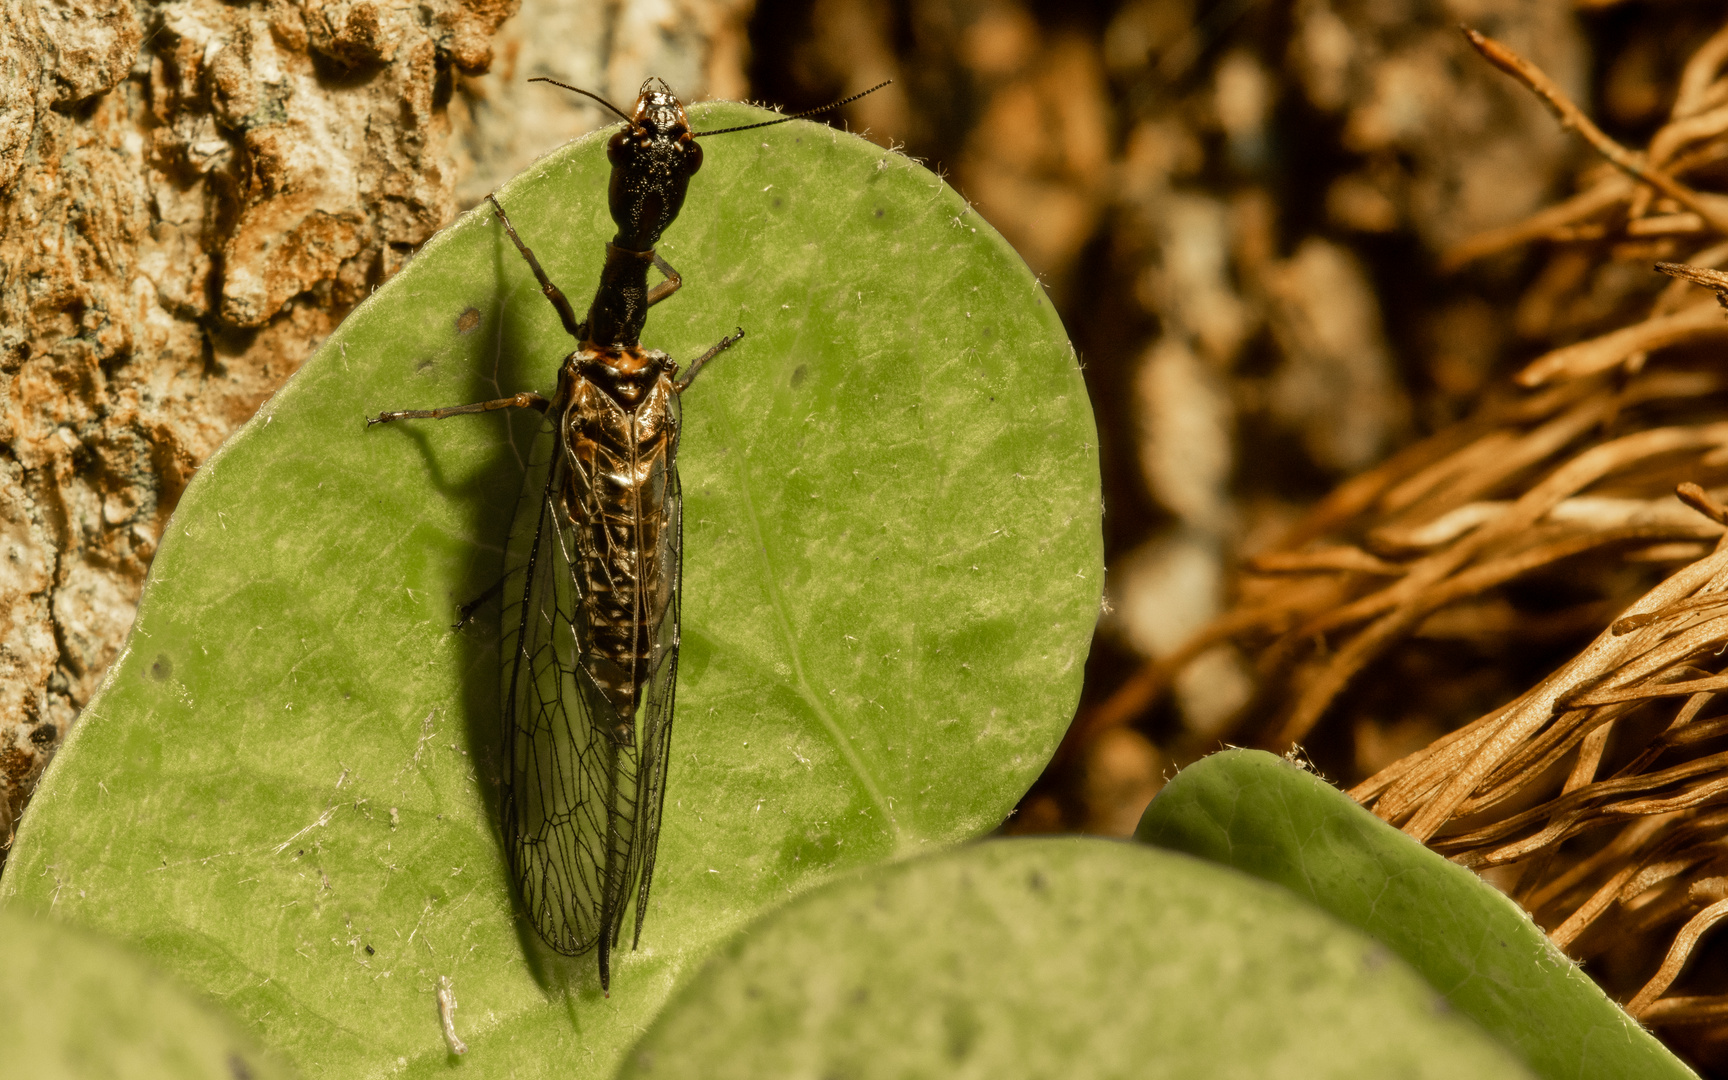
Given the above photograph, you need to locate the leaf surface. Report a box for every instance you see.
[0,906,295,1080]
[1,104,1099,1078]
[620,837,1538,1079]
[1137,749,1697,1080]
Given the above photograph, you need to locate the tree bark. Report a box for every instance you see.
[0,0,751,846]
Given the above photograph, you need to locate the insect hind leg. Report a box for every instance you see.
[452,575,507,631]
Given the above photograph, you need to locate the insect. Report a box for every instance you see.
[368,77,888,991]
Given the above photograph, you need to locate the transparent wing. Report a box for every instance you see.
[499,411,637,959]
[630,463,681,948]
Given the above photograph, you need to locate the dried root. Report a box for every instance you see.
[1066,375,1728,763]
[1353,538,1728,1026]
[1074,16,1728,1042]
[1355,26,1728,1036]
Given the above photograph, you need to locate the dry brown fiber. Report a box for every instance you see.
[1098,19,1728,1063]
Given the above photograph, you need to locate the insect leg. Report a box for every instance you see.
[366,392,549,427]
[452,575,507,631]
[487,194,584,341]
[673,327,746,392]
[644,252,682,307]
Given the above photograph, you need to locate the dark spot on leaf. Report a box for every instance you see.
[29,724,56,747]
[943,999,981,1062]
[790,364,807,387]
[415,358,434,373]
[1027,870,1047,894]
[149,654,172,681]
[456,306,481,334]
[364,944,375,955]
[745,983,762,998]
[772,198,783,209]
[874,207,884,218]
[228,1052,254,1080]
[850,985,869,1005]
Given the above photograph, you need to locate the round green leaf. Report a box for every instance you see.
[0,905,295,1080]
[1136,749,1697,1080]
[1,105,1099,1077]
[618,836,1537,1079]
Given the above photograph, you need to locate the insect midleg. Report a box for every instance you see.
[674,328,747,393]
[366,391,550,427]
[487,194,584,340]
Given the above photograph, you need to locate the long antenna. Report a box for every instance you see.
[694,80,892,137]
[529,77,632,123]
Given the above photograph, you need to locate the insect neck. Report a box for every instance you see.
[582,243,654,347]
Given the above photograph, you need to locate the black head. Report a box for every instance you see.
[602,78,704,252]
[528,77,891,252]
[631,78,691,141]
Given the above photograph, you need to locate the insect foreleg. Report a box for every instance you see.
[673,327,746,392]
[644,252,682,307]
[487,194,585,341]
[365,391,550,427]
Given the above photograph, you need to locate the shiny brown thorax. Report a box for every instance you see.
[556,343,681,735]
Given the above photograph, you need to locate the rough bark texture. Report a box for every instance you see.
[0,0,751,847]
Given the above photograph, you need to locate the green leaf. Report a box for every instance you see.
[1,104,1099,1078]
[618,836,1538,1079]
[0,905,295,1080]
[1136,749,1697,1080]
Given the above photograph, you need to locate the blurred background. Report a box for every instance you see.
[718,0,1728,836]
[6,0,1728,857]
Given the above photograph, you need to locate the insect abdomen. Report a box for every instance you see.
[565,374,679,729]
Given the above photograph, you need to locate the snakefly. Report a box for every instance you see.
[368,77,887,991]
